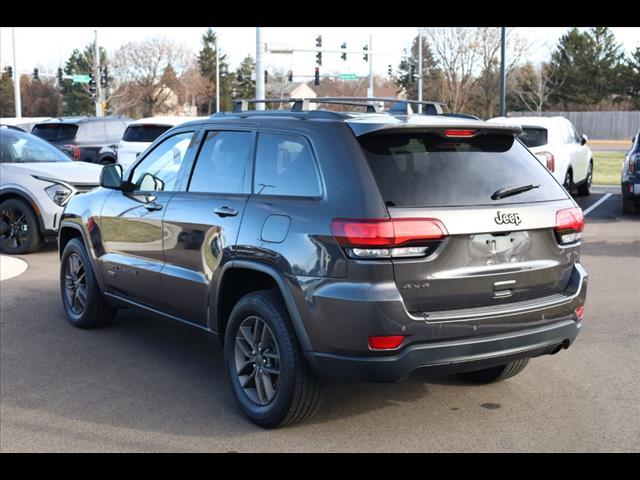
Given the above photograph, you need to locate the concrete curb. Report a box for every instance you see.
[0,255,28,281]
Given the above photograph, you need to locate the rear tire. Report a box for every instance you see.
[60,238,116,328]
[459,358,529,384]
[577,162,592,196]
[224,290,322,428]
[0,198,43,254]
[622,195,638,214]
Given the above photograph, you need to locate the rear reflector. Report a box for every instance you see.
[444,129,476,138]
[555,207,584,245]
[368,335,405,350]
[575,305,584,321]
[331,218,447,248]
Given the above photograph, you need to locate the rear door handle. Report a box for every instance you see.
[144,202,163,211]
[214,206,238,217]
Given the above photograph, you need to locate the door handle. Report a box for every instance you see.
[214,206,238,217]
[144,202,163,211]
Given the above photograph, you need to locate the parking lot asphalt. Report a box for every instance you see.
[1,186,638,452]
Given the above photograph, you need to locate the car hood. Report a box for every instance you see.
[2,162,103,184]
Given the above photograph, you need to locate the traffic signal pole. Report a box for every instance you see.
[499,27,506,117]
[94,29,102,117]
[367,34,373,97]
[418,28,423,113]
[12,28,21,118]
[255,27,265,111]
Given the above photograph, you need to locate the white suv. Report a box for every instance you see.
[0,127,103,254]
[489,116,593,196]
[116,116,207,171]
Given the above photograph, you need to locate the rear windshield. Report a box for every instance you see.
[31,124,78,141]
[359,131,568,207]
[519,127,548,148]
[122,124,172,142]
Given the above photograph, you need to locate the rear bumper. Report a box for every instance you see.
[307,318,580,382]
[621,178,640,198]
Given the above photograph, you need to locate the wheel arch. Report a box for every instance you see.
[58,221,107,292]
[0,188,46,236]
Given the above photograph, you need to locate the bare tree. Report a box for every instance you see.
[110,36,192,117]
[512,61,563,113]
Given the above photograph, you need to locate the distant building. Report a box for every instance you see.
[267,82,318,110]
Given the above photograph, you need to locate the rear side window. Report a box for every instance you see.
[76,121,106,142]
[359,131,568,207]
[106,120,128,141]
[32,124,78,141]
[254,132,321,197]
[188,131,252,194]
[519,127,548,148]
[123,124,173,142]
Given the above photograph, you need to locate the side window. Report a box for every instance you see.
[569,122,581,144]
[188,131,253,194]
[79,121,105,142]
[562,121,575,144]
[254,132,321,197]
[130,131,194,192]
[106,120,127,141]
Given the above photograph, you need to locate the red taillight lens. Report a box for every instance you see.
[536,151,555,172]
[629,154,637,174]
[555,207,584,244]
[368,335,405,350]
[444,129,476,138]
[64,144,80,160]
[575,305,584,321]
[331,218,448,248]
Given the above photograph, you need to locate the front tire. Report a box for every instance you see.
[459,358,529,383]
[577,161,592,196]
[224,290,322,428]
[0,198,43,254]
[60,238,116,328]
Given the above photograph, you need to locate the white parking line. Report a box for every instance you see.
[583,193,613,216]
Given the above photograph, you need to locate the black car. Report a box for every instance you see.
[621,130,640,214]
[32,116,130,165]
[58,97,587,427]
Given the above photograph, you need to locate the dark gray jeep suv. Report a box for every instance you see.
[58,98,588,427]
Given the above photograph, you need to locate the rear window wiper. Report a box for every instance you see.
[491,184,540,200]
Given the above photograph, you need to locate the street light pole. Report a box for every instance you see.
[499,26,506,117]
[255,27,265,110]
[11,28,21,119]
[418,28,423,113]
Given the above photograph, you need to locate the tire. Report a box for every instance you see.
[60,237,116,329]
[224,290,322,428]
[622,195,638,214]
[577,162,592,196]
[563,169,574,195]
[0,198,43,254]
[459,358,529,384]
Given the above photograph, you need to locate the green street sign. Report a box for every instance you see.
[72,74,91,84]
[339,73,358,80]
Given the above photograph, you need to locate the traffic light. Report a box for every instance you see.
[3,66,12,78]
[410,63,416,82]
[287,70,293,82]
[388,64,392,78]
[340,42,347,61]
[316,51,322,66]
[100,66,108,88]
[264,70,268,84]
[363,45,369,62]
[33,68,39,81]
[237,70,244,83]
[315,35,322,48]
[89,73,97,96]
[314,67,320,86]
[57,67,63,84]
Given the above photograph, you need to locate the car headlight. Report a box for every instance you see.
[45,183,72,206]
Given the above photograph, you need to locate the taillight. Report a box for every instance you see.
[629,154,637,174]
[536,151,555,172]
[368,335,405,350]
[575,305,584,321]
[444,129,476,138]
[555,207,584,245]
[331,218,448,259]
[64,144,80,160]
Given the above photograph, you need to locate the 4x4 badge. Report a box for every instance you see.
[494,211,522,226]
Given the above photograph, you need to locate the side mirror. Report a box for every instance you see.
[100,163,123,190]
[581,134,588,146]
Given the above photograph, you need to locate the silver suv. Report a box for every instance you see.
[57,98,588,427]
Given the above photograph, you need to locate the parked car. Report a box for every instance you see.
[0,127,103,254]
[116,116,207,170]
[31,116,131,165]
[0,117,53,133]
[621,129,640,214]
[488,116,593,196]
[58,98,587,427]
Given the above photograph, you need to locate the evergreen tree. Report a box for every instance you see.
[234,55,256,102]
[61,42,108,116]
[395,34,439,101]
[197,28,233,113]
[0,69,15,116]
[625,47,640,109]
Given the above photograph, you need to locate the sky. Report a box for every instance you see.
[1,27,639,82]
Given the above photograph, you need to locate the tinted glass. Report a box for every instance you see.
[188,131,252,194]
[32,124,78,141]
[254,132,321,197]
[359,132,568,207]
[130,131,194,192]
[519,127,548,147]
[0,129,72,163]
[122,124,172,142]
